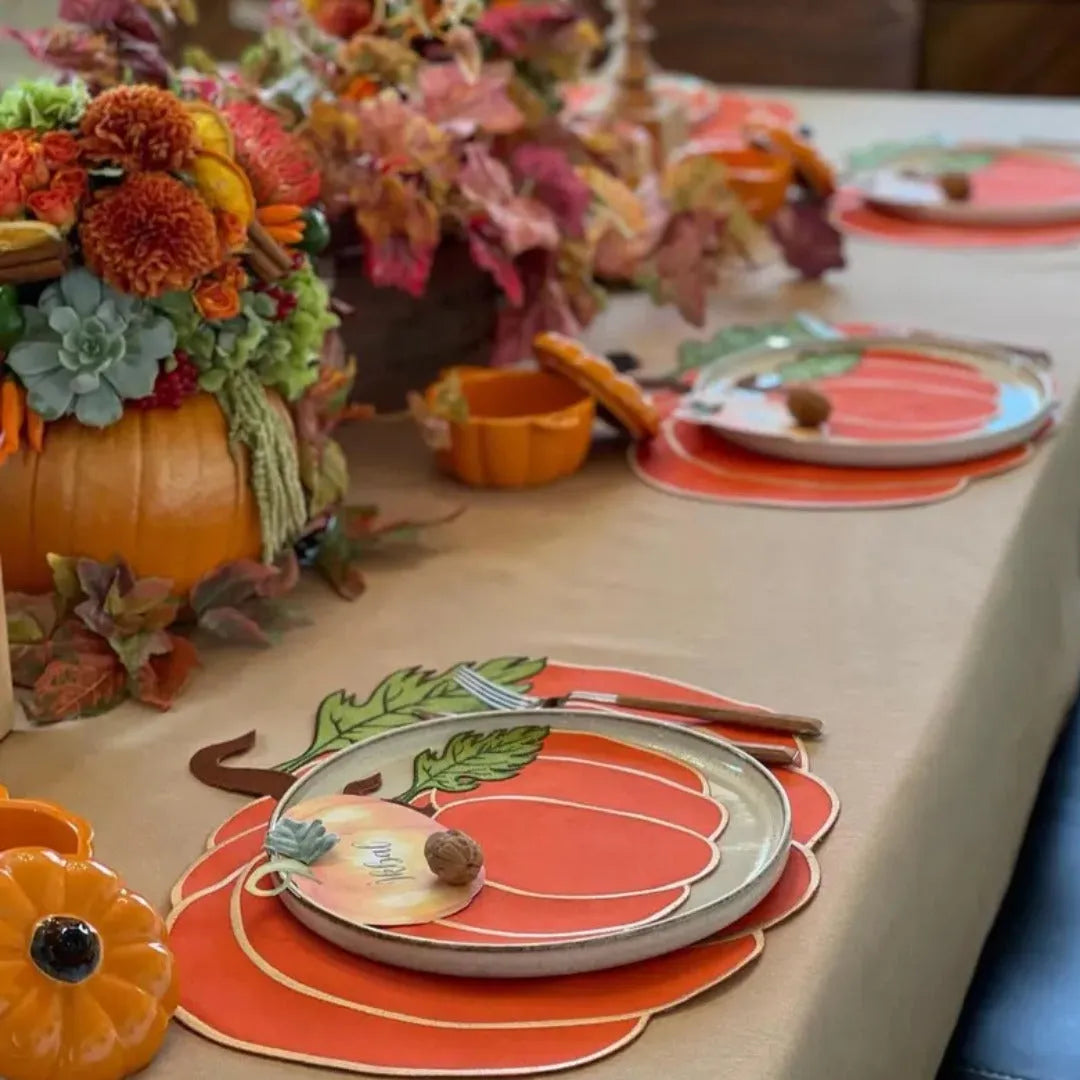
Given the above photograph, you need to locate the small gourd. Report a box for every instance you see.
[0,847,179,1080]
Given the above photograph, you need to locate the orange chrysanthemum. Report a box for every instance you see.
[80,85,198,173]
[81,172,223,297]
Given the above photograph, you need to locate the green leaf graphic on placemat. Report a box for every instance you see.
[676,313,840,375]
[393,725,550,805]
[846,139,997,176]
[774,350,861,384]
[279,656,547,773]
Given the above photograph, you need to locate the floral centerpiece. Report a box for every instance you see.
[0,3,449,722]
[183,0,843,407]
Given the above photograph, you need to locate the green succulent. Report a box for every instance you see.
[265,818,339,865]
[7,269,177,428]
[0,80,90,132]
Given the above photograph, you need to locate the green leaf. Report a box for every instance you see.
[676,317,837,375]
[5,594,58,645]
[278,656,548,773]
[109,629,173,677]
[775,351,861,384]
[395,725,550,803]
[199,608,274,648]
[846,139,996,176]
[10,643,52,688]
[314,504,464,601]
[191,560,281,615]
[47,554,83,609]
[300,437,349,520]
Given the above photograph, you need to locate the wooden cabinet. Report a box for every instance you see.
[922,1,1080,95]
[167,0,1080,95]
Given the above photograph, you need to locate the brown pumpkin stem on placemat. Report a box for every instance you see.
[189,731,296,800]
[191,731,386,802]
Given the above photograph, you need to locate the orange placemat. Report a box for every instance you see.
[837,150,1080,248]
[633,329,1046,509]
[170,658,837,1076]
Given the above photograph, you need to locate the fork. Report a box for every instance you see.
[453,666,802,768]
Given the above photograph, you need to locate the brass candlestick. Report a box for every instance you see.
[603,0,686,165]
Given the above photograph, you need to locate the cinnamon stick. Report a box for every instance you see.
[0,238,66,269]
[249,219,292,273]
[247,246,286,284]
[0,256,66,286]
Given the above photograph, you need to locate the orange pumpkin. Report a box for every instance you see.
[0,392,267,595]
[0,847,179,1080]
[0,786,93,858]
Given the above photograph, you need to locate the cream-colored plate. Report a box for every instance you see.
[850,142,1080,226]
[271,710,791,978]
[678,334,1055,469]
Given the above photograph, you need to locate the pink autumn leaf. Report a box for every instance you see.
[510,145,591,238]
[459,145,559,255]
[466,219,525,305]
[60,0,160,42]
[492,251,580,366]
[365,235,437,298]
[474,2,578,57]
[417,61,524,137]
[653,211,723,327]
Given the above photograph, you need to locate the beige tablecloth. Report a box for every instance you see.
[6,89,1080,1080]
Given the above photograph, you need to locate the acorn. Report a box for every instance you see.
[425,829,484,886]
[786,386,832,429]
[938,172,972,202]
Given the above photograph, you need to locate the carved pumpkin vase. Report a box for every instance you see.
[0,392,276,595]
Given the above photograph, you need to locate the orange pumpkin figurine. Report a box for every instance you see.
[0,847,179,1080]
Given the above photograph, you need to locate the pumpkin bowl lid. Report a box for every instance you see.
[532,333,660,441]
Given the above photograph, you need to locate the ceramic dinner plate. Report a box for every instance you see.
[677,334,1055,469]
[849,142,1080,226]
[271,710,792,978]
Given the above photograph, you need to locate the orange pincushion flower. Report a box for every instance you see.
[221,102,321,207]
[80,85,198,173]
[81,172,223,297]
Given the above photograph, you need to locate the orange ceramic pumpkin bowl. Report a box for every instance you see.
[0,392,279,595]
[0,785,93,858]
[428,369,595,488]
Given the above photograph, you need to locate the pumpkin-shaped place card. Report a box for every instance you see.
[267,795,484,927]
[0,848,179,1080]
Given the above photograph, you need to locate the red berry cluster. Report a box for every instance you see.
[261,284,298,322]
[132,350,200,410]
